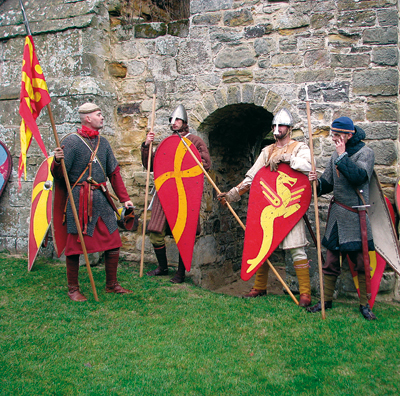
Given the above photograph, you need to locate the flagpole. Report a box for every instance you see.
[176,132,299,306]
[19,0,98,301]
[139,92,157,277]
[305,85,325,319]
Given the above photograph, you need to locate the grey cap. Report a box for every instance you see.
[169,104,187,124]
[78,103,101,114]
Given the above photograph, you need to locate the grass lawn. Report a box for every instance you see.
[1,252,400,395]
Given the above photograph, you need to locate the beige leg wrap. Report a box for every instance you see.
[324,275,337,302]
[357,273,368,306]
[293,259,311,295]
[253,261,269,291]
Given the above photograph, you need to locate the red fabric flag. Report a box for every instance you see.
[18,35,51,186]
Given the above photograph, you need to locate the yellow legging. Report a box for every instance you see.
[253,247,311,295]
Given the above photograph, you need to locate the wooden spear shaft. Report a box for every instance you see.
[305,87,326,319]
[47,105,99,301]
[177,133,299,306]
[139,93,157,277]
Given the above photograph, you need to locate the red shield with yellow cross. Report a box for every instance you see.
[241,163,312,281]
[153,135,204,271]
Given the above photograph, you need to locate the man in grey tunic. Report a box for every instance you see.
[308,116,376,320]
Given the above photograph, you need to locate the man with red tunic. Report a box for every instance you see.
[52,102,133,301]
[141,104,211,283]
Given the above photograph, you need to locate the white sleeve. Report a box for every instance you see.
[290,143,312,174]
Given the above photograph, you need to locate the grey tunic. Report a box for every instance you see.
[320,138,375,252]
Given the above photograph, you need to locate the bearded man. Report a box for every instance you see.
[141,104,211,283]
[52,102,134,301]
[218,108,312,307]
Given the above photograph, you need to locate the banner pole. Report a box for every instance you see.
[305,85,325,319]
[139,93,157,277]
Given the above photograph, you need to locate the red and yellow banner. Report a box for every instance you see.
[241,163,311,281]
[19,35,51,185]
[153,135,204,271]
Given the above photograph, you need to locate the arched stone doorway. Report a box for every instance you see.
[189,86,291,291]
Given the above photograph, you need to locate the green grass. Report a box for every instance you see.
[1,252,400,396]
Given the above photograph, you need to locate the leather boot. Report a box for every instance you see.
[147,245,169,276]
[68,284,87,302]
[359,303,377,320]
[243,288,267,298]
[105,248,133,294]
[66,255,87,301]
[170,255,185,284]
[294,259,311,307]
[307,300,332,313]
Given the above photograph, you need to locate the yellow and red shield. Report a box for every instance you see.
[348,196,396,308]
[241,163,311,281]
[28,157,53,271]
[153,135,204,271]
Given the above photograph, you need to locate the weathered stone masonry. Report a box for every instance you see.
[0,0,399,299]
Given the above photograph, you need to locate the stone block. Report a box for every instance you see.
[338,10,376,28]
[176,40,213,75]
[278,12,310,30]
[108,61,127,78]
[298,37,326,51]
[202,94,218,114]
[215,45,256,68]
[263,90,281,113]
[214,88,228,108]
[310,12,334,30]
[367,100,398,122]
[328,32,359,49]
[271,53,302,67]
[191,0,233,14]
[223,8,253,27]
[222,70,253,83]
[377,8,398,26]
[244,24,272,39]
[147,56,178,81]
[320,82,350,102]
[359,122,398,140]
[253,38,270,56]
[279,37,297,52]
[192,12,222,25]
[368,140,397,165]
[253,86,268,107]
[155,37,180,56]
[134,23,167,39]
[227,86,241,105]
[209,27,243,43]
[196,74,222,92]
[294,69,335,83]
[353,69,398,96]
[337,0,397,11]
[331,54,370,68]
[363,27,397,45]
[304,50,330,68]
[241,84,255,103]
[254,68,294,84]
[372,47,398,66]
[168,20,190,38]
[117,103,141,115]
[126,60,146,77]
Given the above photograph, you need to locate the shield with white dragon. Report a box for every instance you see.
[241,163,312,281]
[153,135,204,272]
[28,157,53,271]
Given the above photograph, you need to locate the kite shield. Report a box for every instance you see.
[153,135,204,271]
[0,140,12,198]
[241,163,312,281]
[28,157,54,271]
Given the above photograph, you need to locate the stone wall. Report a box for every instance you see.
[0,0,399,299]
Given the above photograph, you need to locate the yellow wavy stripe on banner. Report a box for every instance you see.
[153,138,202,243]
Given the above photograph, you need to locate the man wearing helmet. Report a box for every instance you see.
[218,108,313,307]
[141,104,211,283]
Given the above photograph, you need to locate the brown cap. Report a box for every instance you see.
[78,102,101,114]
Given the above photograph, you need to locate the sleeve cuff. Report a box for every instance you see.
[334,152,348,165]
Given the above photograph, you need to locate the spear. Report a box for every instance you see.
[19,0,98,301]
[176,132,299,306]
[305,85,325,319]
[139,92,157,277]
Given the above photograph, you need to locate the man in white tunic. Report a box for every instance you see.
[218,108,312,307]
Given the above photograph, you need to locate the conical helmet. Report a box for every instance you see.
[169,104,188,124]
[272,108,294,135]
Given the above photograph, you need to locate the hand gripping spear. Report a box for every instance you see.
[305,85,325,319]
[19,0,98,301]
[176,131,299,306]
[139,92,157,277]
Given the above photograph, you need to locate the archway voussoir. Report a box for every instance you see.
[193,102,209,122]
[253,86,268,107]
[214,88,228,109]
[263,90,282,113]
[242,84,255,104]
[202,93,219,115]
[188,113,201,129]
[227,85,241,105]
